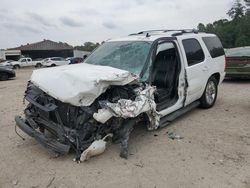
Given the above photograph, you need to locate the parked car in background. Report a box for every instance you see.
[66,57,73,61]
[10,57,33,69]
[0,65,16,81]
[15,29,225,161]
[0,59,5,63]
[33,58,44,68]
[0,60,14,69]
[69,57,84,64]
[225,46,250,78]
[42,57,69,67]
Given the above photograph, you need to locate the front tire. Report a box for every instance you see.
[200,76,218,108]
[13,65,20,69]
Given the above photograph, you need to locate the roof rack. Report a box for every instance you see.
[171,29,199,36]
[129,29,200,37]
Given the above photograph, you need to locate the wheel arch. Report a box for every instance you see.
[210,72,220,84]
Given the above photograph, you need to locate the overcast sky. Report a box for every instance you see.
[0,0,234,49]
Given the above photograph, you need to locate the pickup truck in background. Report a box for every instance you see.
[225,47,250,78]
[9,57,46,69]
[10,58,33,69]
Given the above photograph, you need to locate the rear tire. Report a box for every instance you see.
[0,73,9,81]
[36,63,42,68]
[51,64,56,67]
[13,65,20,69]
[200,76,218,108]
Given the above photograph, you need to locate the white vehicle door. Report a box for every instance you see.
[181,38,209,106]
[20,59,27,67]
[58,58,67,65]
[53,57,62,65]
[153,40,186,117]
[27,58,32,66]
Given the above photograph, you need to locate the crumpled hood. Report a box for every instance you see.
[30,63,137,106]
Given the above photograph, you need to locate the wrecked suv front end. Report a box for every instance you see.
[15,80,158,160]
[15,41,159,161]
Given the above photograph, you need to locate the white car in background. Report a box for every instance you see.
[33,58,44,68]
[0,60,14,68]
[43,57,69,67]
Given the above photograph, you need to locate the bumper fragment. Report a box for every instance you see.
[15,116,70,154]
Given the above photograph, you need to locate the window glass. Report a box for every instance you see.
[202,37,225,58]
[157,42,175,54]
[85,41,152,76]
[52,58,60,61]
[225,47,250,57]
[182,39,205,66]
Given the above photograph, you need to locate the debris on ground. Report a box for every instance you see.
[79,133,113,162]
[12,180,18,186]
[168,132,183,140]
[46,177,55,188]
[134,161,144,168]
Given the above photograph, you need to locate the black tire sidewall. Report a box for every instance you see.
[14,65,20,69]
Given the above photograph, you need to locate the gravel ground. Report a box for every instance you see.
[0,68,250,188]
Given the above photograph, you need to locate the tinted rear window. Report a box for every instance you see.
[182,39,205,66]
[202,37,225,58]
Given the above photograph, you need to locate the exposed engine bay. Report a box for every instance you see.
[16,81,159,161]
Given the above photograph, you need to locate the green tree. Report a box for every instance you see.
[197,0,250,48]
[227,0,246,19]
[74,42,100,52]
[197,23,206,32]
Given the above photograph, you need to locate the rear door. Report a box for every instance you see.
[51,57,60,65]
[181,38,209,105]
[55,57,66,65]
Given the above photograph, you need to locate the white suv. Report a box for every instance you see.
[42,57,69,67]
[15,29,225,160]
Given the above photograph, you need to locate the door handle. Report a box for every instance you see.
[202,66,209,72]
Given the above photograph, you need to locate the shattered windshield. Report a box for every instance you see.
[85,41,152,76]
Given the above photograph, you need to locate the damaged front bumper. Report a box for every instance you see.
[15,82,160,161]
[15,116,70,154]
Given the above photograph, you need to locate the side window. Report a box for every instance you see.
[27,59,31,62]
[182,39,205,66]
[157,42,175,54]
[55,58,64,61]
[21,59,26,62]
[202,36,225,58]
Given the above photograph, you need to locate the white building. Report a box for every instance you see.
[0,49,21,60]
[73,50,91,58]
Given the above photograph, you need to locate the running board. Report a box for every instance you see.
[159,101,200,128]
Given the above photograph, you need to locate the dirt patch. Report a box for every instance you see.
[0,68,250,188]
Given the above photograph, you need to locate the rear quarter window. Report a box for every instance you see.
[202,36,225,58]
[182,39,205,66]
